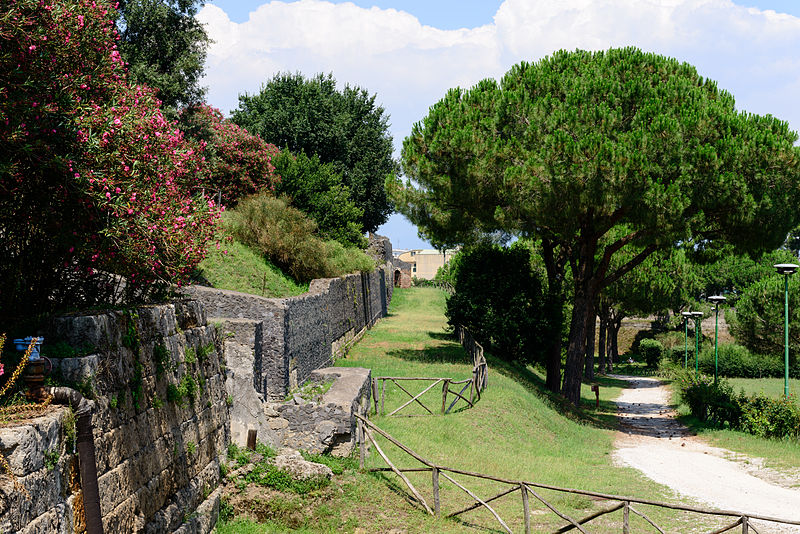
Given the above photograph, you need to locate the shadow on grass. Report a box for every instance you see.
[386,344,469,366]
[486,355,623,431]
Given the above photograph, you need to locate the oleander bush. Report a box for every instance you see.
[0,0,219,322]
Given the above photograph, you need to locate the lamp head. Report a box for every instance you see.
[708,295,726,304]
[690,311,704,317]
[681,311,692,318]
[774,263,799,275]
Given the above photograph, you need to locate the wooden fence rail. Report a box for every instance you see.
[355,413,799,534]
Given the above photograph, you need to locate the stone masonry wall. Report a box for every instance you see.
[0,300,230,534]
[184,265,392,401]
[183,266,391,448]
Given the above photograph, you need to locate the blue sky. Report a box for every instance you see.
[198,1,800,250]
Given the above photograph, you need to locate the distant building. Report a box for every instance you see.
[396,249,457,280]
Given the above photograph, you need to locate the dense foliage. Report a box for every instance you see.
[0,0,219,322]
[180,104,280,207]
[639,338,664,369]
[445,243,556,364]
[392,47,800,404]
[272,150,365,247]
[229,195,374,283]
[232,72,396,232]
[730,274,800,364]
[679,374,800,439]
[116,0,209,115]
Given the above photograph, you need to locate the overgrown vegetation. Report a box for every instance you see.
[228,194,375,283]
[444,242,557,365]
[677,371,800,440]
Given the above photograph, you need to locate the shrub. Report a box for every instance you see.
[739,393,800,439]
[678,374,741,427]
[445,242,558,365]
[0,0,219,322]
[677,373,800,439]
[180,105,280,207]
[696,343,796,379]
[639,339,664,369]
[230,194,375,282]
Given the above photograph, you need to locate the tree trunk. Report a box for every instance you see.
[562,236,598,406]
[563,289,595,405]
[597,309,608,375]
[584,307,596,380]
[608,316,621,371]
[546,338,562,394]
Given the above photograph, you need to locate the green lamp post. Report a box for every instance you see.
[691,311,704,379]
[681,311,693,369]
[774,263,798,399]
[708,295,727,385]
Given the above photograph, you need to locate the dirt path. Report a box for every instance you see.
[611,375,800,533]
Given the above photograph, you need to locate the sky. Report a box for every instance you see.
[197,0,800,251]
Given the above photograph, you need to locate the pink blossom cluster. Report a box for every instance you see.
[181,104,281,207]
[0,0,220,291]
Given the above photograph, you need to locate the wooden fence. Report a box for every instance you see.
[371,326,488,417]
[355,413,800,534]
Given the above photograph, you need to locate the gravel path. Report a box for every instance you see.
[611,375,800,533]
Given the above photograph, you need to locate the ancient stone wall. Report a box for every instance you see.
[0,301,229,534]
[183,267,390,448]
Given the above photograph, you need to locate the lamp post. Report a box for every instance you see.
[681,312,692,369]
[774,263,798,399]
[708,295,727,385]
[691,311,704,379]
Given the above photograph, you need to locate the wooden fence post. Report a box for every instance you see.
[381,379,386,416]
[742,516,749,534]
[358,419,365,470]
[246,429,257,451]
[521,483,531,534]
[623,501,629,534]
[441,379,450,414]
[432,467,440,516]
[372,378,379,415]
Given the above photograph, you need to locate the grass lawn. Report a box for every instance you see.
[331,288,720,533]
[194,233,308,297]
[218,288,765,533]
[727,376,800,398]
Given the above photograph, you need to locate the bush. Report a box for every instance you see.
[677,372,800,439]
[445,242,557,365]
[180,105,280,207]
[230,194,374,282]
[1,0,219,322]
[678,374,741,426]
[739,393,800,439]
[696,343,797,379]
[639,339,664,369]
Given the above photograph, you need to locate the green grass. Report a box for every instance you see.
[331,288,723,533]
[195,234,308,297]
[669,375,800,473]
[727,376,800,398]
[220,288,770,532]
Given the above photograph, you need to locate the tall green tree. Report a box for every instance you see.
[116,0,209,115]
[232,72,397,232]
[390,48,800,404]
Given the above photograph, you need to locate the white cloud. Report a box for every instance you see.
[196,0,800,247]
[198,0,800,150]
